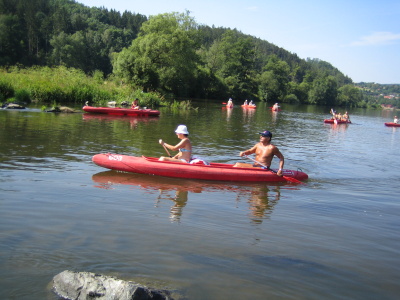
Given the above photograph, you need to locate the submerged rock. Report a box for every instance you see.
[52,270,173,300]
[45,106,78,113]
[2,103,26,109]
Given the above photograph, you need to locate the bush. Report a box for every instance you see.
[0,81,14,99]
[14,89,31,103]
[284,93,299,103]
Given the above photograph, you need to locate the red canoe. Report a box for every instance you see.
[385,122,400,127]
[324,119,351,124]
[241,105,256,109]
[83,105,160,116]
[92,154,308,183]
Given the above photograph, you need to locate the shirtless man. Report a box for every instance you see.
[236,130,284,176]
[272,103,280,111]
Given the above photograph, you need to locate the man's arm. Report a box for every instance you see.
[239,144,257,157]
[274,147,284,176]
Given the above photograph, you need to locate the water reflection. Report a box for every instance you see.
[247,185,280,223]
[271,110,278,124]
[157,190,188,222]
[92,171,292,223]
[82,113,159,129]
[242,107,255,122]
[222,106,233,120]
[324,123,349,141]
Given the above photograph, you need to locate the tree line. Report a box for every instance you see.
[0,0,380,107]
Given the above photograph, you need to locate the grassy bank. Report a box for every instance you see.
[0,66,164,108]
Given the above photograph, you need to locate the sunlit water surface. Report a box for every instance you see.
[0,103,399,299]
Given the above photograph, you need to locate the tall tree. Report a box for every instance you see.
[308,75,338,106]
[112,11,200,96]
[257,55,290,102]
[0,14,24,65]
[201,29,256,99]
[337,84,363,107]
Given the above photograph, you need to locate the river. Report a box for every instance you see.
[0,102,399,299]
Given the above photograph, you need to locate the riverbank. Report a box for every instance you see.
[0,66,163,107]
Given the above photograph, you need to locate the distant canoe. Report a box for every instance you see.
[324,119,351,124]
[241,104,256,109]
[83,106,160,117]
[385,122,400,127]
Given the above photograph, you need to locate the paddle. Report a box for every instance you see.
[159,139,172,158]
[244,155,304,184]
[222,102,227,105]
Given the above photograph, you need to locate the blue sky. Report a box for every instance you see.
[77,0,400,84]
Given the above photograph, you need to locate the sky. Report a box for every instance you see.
[77,0,400,84]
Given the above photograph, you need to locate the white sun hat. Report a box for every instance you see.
[175,125,189,135]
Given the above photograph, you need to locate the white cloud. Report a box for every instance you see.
[351,31,400,46]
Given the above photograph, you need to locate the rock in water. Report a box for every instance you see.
[52,270,173,300]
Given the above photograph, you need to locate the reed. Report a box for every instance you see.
[168,100,198,111]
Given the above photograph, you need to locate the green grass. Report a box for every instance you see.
[0,66,163,107]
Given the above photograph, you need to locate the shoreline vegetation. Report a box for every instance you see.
[0,66,201,110]
[0,65,394,112]
[0,66,396,111]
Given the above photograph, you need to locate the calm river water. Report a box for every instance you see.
[0,102,399,299]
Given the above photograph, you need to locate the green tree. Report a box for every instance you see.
[50,31,86,70]
[203,29,256,99]
[308,75,338,106]
[112,11,200,96]
[257,55,290,102]
[337,84,363,107]
[0,14,24,65]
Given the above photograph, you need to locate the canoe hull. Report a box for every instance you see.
[385,122,400,127]
[241,105,256,109]
[324,119,351,124]
[92,154,308,182]
[83,106,160,116]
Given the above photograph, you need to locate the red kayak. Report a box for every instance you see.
[92,154,308,183]
[83,105,160,116]
[324,119,351,124]
[241,105,256,109]
[385,122,400,127]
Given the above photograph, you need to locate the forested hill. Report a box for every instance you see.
[1,0,371,107]
[0,0,147,74]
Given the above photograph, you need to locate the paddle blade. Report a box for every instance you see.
[222,102,227,105]
[283,175,304,184]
